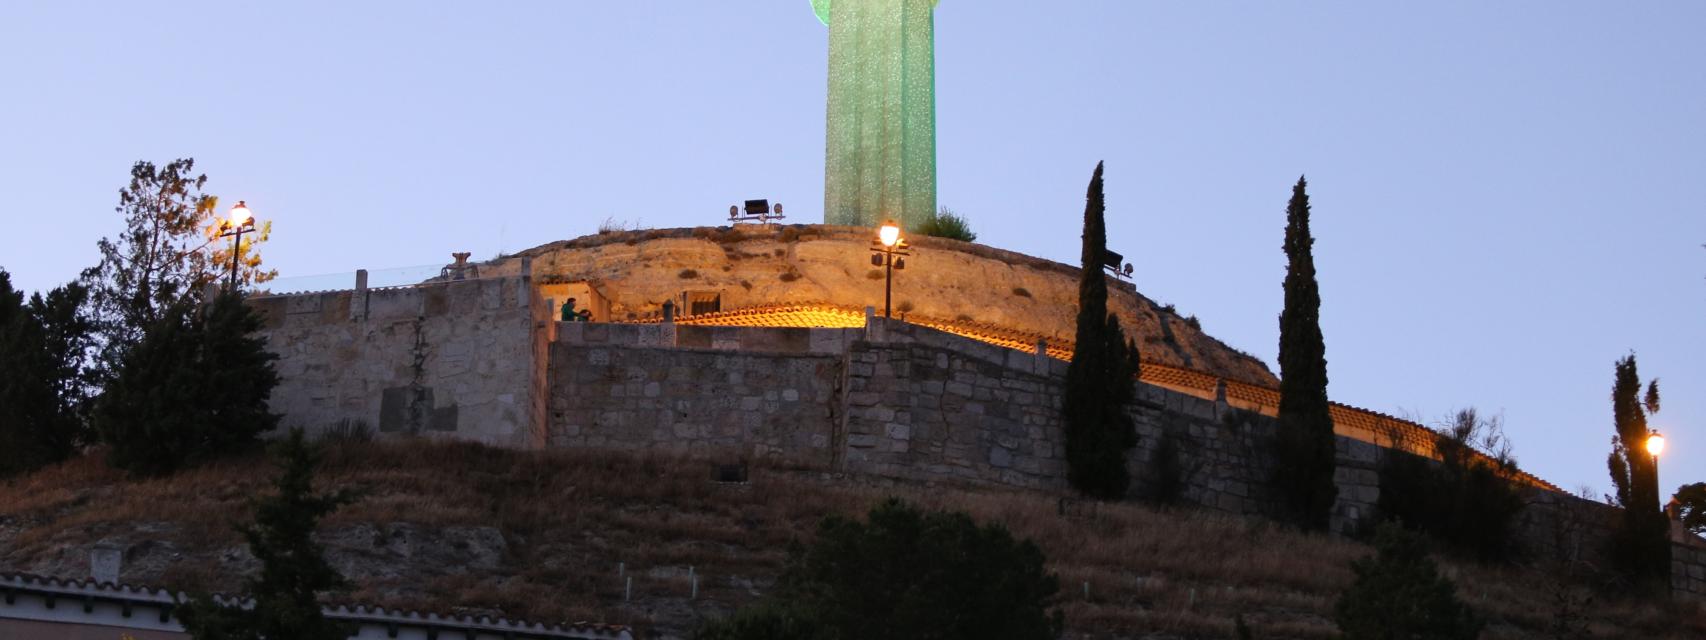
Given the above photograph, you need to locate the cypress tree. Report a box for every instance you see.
[1062,162,1140,499]
[1274,176,1337,531]
[179,428,357,640]
[1604,354,1670,592]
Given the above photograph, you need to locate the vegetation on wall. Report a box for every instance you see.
[180,428,358,640]
[1672,482,1706,536]
[92,292,279,476]
[1377,409,1525,562]
[1272,176,1338,531]
[695,498,1062,640]
[1603,354,1670,592]
[910,206,977,242]
[0,270,94,477]
[1334,524,1483,640]
[1062,162,1141,499]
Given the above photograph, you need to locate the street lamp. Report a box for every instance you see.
[218,200,256,291]
[1648,431,1666,479]
[869,219,910,319]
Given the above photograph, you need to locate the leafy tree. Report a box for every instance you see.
[1671,483,1706,536]
[92,291,279,476]
[1603,354,1669,592]
[1273,176,1337,531]
[698,498,1062,640]
[0,270,94,476]
[1335,524,1483,640]
[1062,162,1141,499]
[179,428,357,640]
[1378,409,1525,562]
[911,207,978,242]
[82,159,273,376]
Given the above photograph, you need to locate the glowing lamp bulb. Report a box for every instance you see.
[1646,432,1665,457]
[878,220,901,248]
[229,201,252,226]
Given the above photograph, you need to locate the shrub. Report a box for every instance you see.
[1675,483,1706,536]
[779,269,802,283]
[867,269,885,280]
[694,603,823,640]
[93,292,278,476]
[697,498,1062,640]
[1334,524,1483,640]
[317,419,373,446]
[679,269,699,279]
[1012,287,1032,298]
[911,207,977,242]
[1377,409,1525,562]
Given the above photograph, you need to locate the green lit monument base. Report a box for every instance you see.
[815,0,938,229]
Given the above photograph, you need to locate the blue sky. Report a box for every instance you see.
[1,1,1701,495]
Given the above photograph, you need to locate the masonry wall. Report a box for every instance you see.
[546,339,842,466]
[547,318,1382,531]
[251,276,550,448]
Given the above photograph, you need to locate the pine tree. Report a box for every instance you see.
[1273,176,1338,531]
[1334,524,1483,640]
[1062,162,1140,499]
[179,428,357,640]
[93,291,278,476]
[1603,354,1669,592]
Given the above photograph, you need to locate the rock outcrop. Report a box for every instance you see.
[488,225,1275,386]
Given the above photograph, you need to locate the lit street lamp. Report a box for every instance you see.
[218,201,255,291]
[1647,431,1666,479]
[869,219,910,319]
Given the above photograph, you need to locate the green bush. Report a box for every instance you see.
[93,292,278,476]
[1335,524,1483,640]
[1377,409,1525,562]
[697,498,1062,640]
[912,207,977,242]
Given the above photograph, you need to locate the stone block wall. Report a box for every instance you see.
[547,329,844,466]
[1677,537,1706,599]
[251,276,550,448]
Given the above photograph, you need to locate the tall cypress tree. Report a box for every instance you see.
[1062,162,1139,499]
[1274,176,1337,531]
[1604,354,1669,592]
[0,270,93,477]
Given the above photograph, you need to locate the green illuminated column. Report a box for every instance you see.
[813,0,938,228]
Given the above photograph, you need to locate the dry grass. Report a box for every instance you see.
[1,441,1702,638]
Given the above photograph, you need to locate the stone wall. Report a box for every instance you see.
[251,276,550,447]
[547,317,1382,530]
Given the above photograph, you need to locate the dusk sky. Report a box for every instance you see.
[1,2,1700,496]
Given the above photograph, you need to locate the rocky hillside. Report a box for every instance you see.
[2,441,1701,639]
[486,225,1275,386]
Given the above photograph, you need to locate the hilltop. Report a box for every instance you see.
[1,440,1701,639]
[481,225,1276,386]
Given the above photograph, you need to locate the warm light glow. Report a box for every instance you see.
[229,201,252,226]
[1646,432,1666,457]
[878,220,901,248]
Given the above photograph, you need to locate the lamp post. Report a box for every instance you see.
[218,201,255,292]
[869,219,909,319]
[1647,431,1666,483]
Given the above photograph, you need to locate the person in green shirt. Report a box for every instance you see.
[560,297,591,322]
